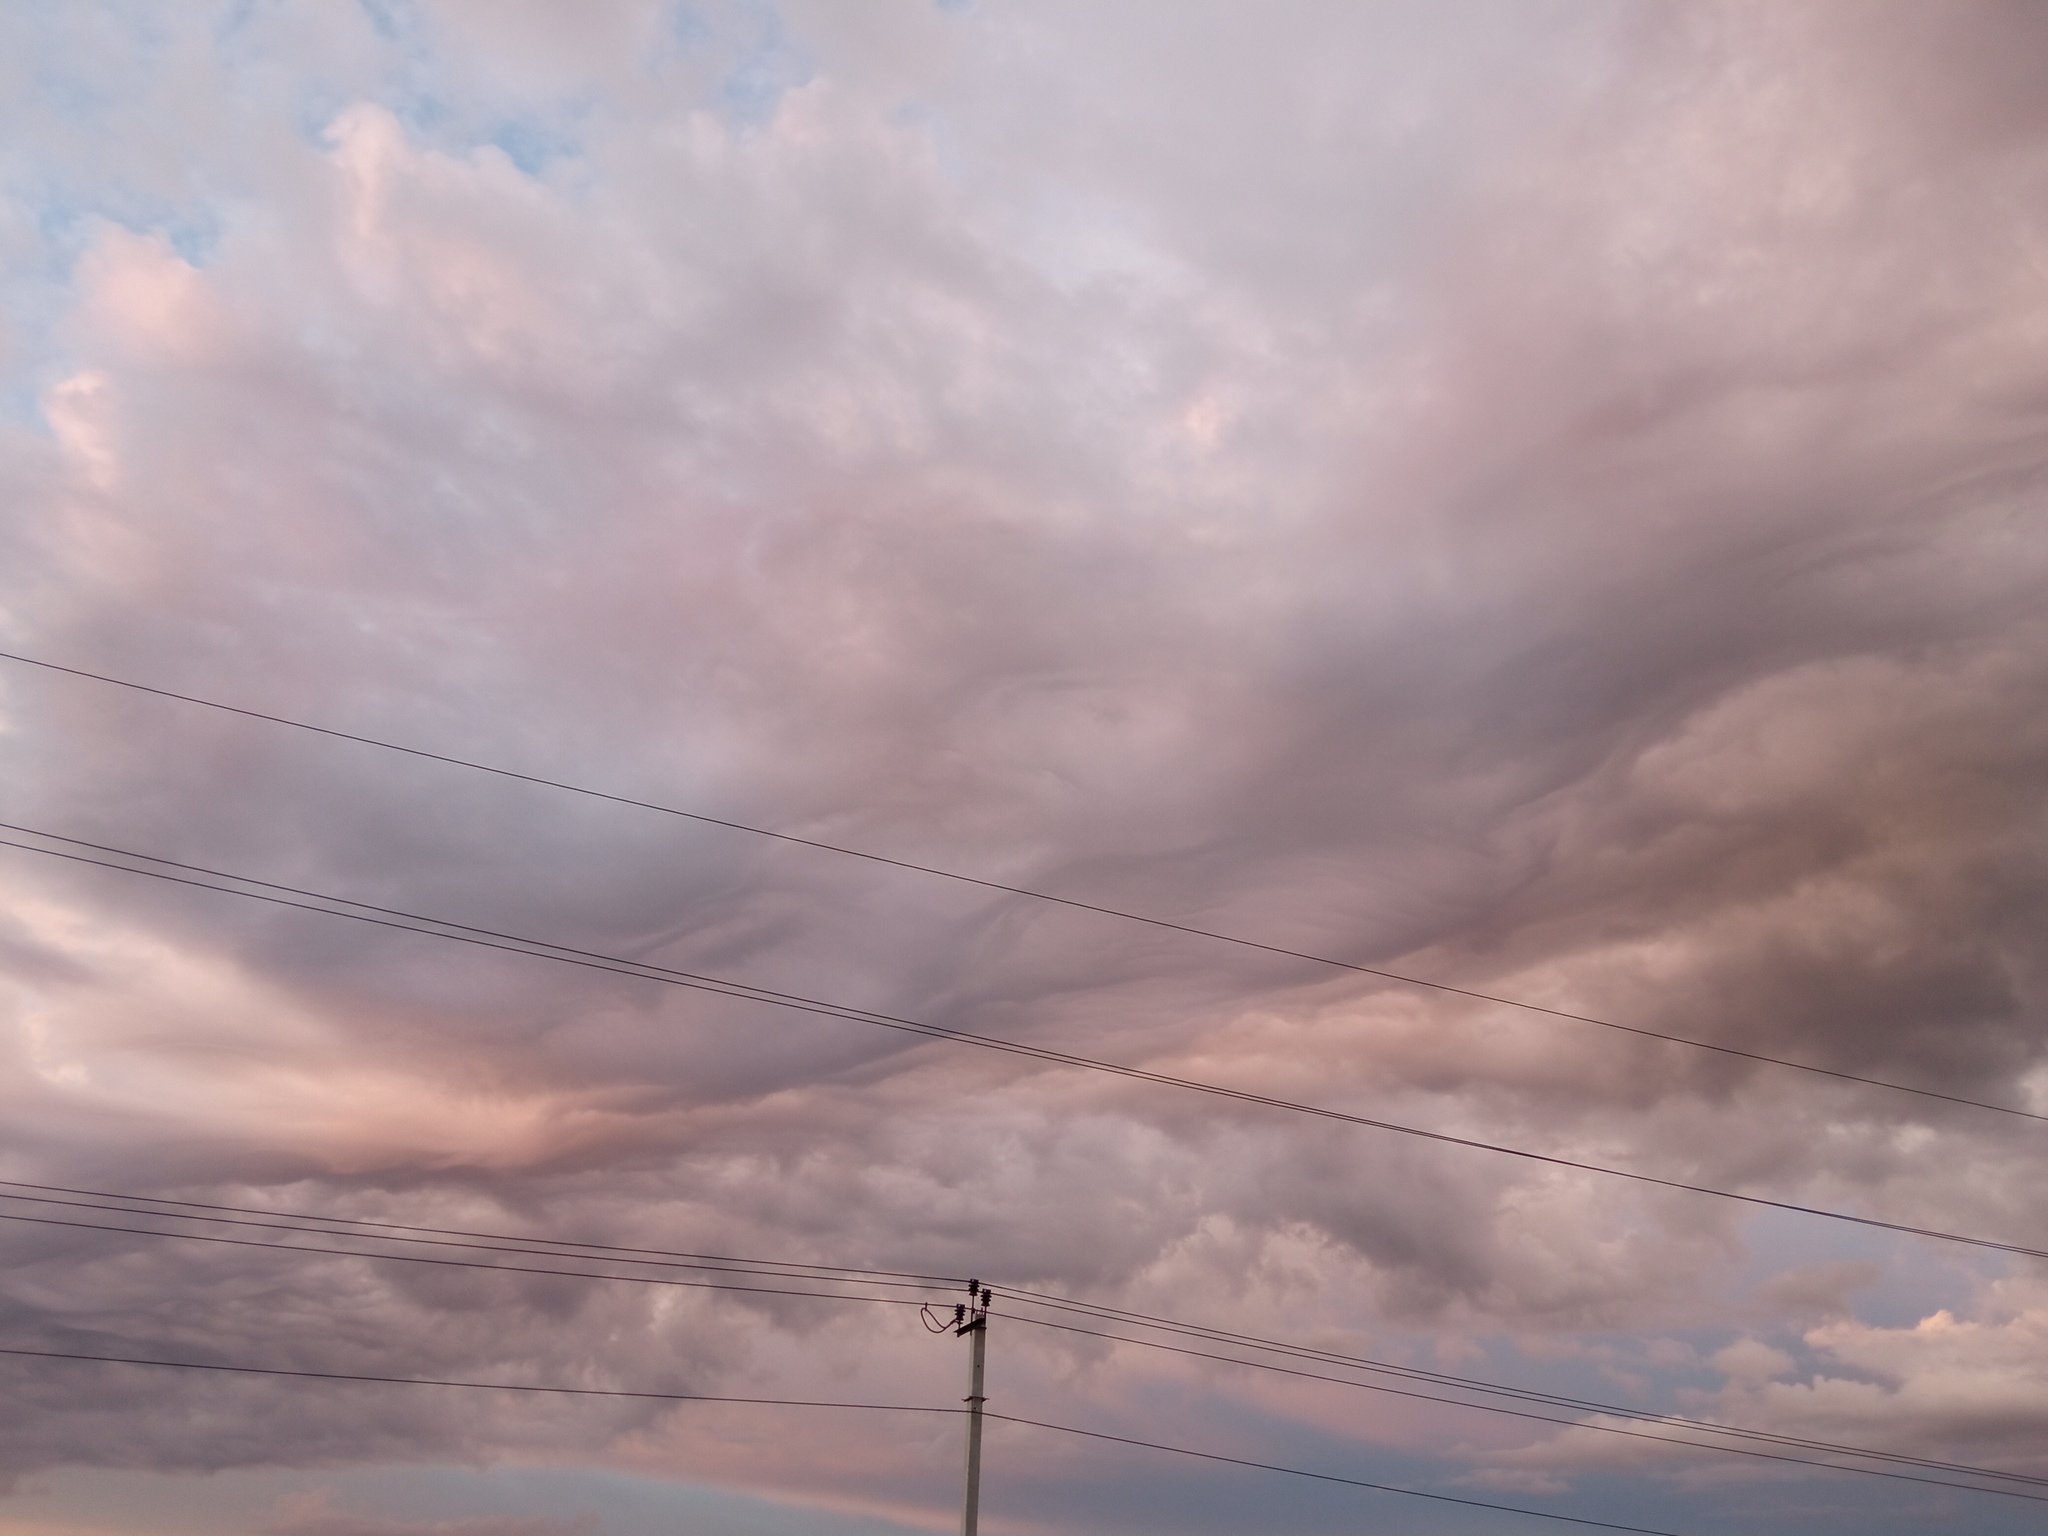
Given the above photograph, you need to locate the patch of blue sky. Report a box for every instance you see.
[289,80,593,187]
[138,202,224,269]
[1428,1210,1999,1429]
[1728,1204,1999,1332]
[1527,1459,2038,1536]
[351,0,411,48]
[1226,1364,2046,1534]
[0,362,52,431]
[324,1,464,151]
[714,1,814,128]
[209,22,378,154]
[0,185,204,432]
[7,11,228,272]
[18,5,165,120]
[1484,1328,1726,1408]
[377,80,456,142]
[486,106,594,178]
[998,1394,2020,1536]
[10,169,224,274]
[0,162,230,430]
[668,2,714,51]
[1343,1222,1991,1436]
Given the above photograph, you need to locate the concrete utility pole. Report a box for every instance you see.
[955,1279,992,1536]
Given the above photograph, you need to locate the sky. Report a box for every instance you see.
[2,2,2047,1533]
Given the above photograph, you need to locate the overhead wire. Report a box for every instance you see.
[1,672,2033,1523]
[0,1178,1990,1475]
[987,1411,1687,1536]
[990,1281,2048,1490]
[0,1344,948,1412]
[4,1167,2005,1492]
[0,1188,958,1295]
[0,1177,960,1285]
[0,1345,1684,1535]
[986,1411,1685,1536]
[1,649,2037,1127]
[0,1210,939,1311]
[995,1285,1962,1452]
[992,1308,2048,1502]
[3,1180,2039,1502]
[4,828,2047,1269]
[991,1289,2025,1481]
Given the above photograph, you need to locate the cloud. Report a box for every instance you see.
[1471,1278,2048,1496]
[1736,1285,2048,1469]
[2,2,2047,1531]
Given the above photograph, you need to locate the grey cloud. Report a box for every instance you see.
[4,3,2048,1531]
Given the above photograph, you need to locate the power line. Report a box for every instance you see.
[2,649,2036,1127]
[16,1178,2031,1492]
[1,1345,1685,1535]
[0,1344,950,1412]
[5,829,2047,1267]
[0,1210,937,1310]
[995,1310,2048,1503]
[983,1412,1685,1536]
[8,1187,2039,1507]
[0,1190,955,1296]
[0,657,2022,1525]
[8,1181,2037,1501]
[17,1179,2023,1490]
[0,1178,960,1285]
[991,1289,2046,1486]
[15,1196,2030,1501]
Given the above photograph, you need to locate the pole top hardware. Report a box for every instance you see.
[921,1280,993,1337]
[951,1278,993,1336]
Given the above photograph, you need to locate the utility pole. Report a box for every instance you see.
[955,1279,992,1536]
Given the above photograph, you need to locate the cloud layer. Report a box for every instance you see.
[3,3,2048,1533]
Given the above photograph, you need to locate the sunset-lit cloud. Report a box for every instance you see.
[3,4,2046,1534]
